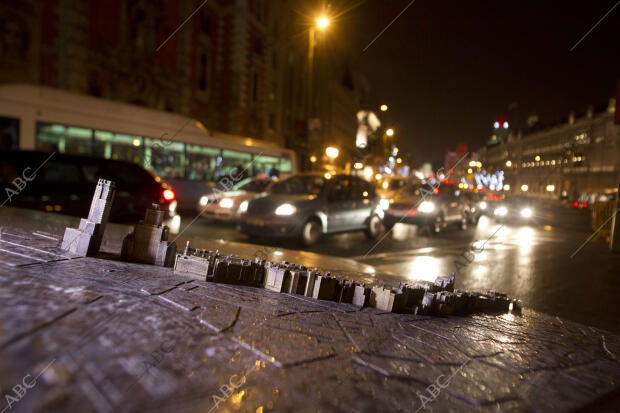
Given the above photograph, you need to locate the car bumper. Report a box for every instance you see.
[238,215,302,238]
[384,210,436,226]
[197,204,236,221]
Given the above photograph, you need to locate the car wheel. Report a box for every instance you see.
[364,215,383,239]
[429,214,444,235]
[300,218,322,246]
[383,217,395,231]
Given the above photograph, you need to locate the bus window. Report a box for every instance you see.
[279,157,292,174]
[0,116,19,150]
[97,132,143,164]
[145,138,185,179]
[36,123,92,155]
[222,149,252,179]
[186,145,220,181]
[252,154,280,177]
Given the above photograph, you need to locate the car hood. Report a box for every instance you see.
[205,190,249,200]
[247,193,319,214]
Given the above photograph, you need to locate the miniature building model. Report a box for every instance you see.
[121,204,176,266]
[61,179,115,256]
[172,243,519,317]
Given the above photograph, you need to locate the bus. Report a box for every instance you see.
[0,84,297,212]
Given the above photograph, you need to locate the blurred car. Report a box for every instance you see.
[480,192,505,216]
[493,196,535,223]
[237,173,384,246]
[0,150,177,222]
[381,182,469,234]
[376,176,409,199]
[458,191,484,224]
[197,177,273,222]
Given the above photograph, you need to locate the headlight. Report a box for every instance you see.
[238,200,249,213]
[379,199,390,210]
[219,198,234,209]
[520,207,533,218]
[199,196,209,207]
[419,201,435,213]
[275,203,297,216]
[169,200,177,213]
[479,201,487,210]
[494,206,508,216]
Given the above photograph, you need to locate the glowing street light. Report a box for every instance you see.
[317,16,329,29]
[505,160,512,167]
[386,128,394,137]
[325,146,339,160]
[380,104,388,112]
[521,184,529,192]
[309,155,317,163]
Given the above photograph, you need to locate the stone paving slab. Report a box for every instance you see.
[1,254,620,413]
[0,211,619,412]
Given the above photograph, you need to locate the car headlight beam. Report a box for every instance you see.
[238,200,249,213]
[199,196,209,207]
[479,201,487,210]
[520,207,533,218]
[494,206,508,217]
[379,199,390,210]
[419,201,435,213]
[218,198,234,209]
[275,203,297,216]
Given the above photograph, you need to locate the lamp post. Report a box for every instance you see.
[307,16,329,119]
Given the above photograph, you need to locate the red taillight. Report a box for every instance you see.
[163,189,176,201]
[572,201,579,207]
[433,187,440,194]
[580,202,587,208]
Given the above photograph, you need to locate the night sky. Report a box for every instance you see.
[329,0,620,167]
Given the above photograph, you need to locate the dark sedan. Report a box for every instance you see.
[382,182,469,234]
[0,150,177,222]
[237,173,384,246]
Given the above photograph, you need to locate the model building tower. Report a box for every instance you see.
[121,204,176,266]
[61,179,115,256]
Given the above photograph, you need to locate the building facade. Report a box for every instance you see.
[0,0,366,172]
[480,100,620,199]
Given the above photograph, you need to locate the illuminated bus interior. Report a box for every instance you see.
[34,122,292,180]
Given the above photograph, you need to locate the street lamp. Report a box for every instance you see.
[308,16,330,118]
[325,146,339,161]
[380,104,388,112]
[386,128,394,137]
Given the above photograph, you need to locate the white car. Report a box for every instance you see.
[197,177,273,222]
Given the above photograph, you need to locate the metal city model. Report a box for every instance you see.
[174,242,521,317]
[61,179,115,256]
[121,204,176,266]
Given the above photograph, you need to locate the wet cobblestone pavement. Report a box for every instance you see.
[1,211,619,412]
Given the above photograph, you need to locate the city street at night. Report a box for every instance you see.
[178,199,620,334]
[1,0,620,412]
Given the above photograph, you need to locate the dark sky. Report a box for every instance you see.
[329,0,620,167]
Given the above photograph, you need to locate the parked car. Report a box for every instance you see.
[0,150,177,222]
[382,182,469,234]
[237,173,384,246]
[376,175,410,199]
[492,196,535,223]
[197,177,274,222]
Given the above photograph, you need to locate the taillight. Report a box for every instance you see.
[572,201,578,207]
[163,189,176,201]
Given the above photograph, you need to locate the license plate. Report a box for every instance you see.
[247,218,265,227]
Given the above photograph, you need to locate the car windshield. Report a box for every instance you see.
[400,183,435,198]
[271,176,325,195]
[234,178,269,192]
